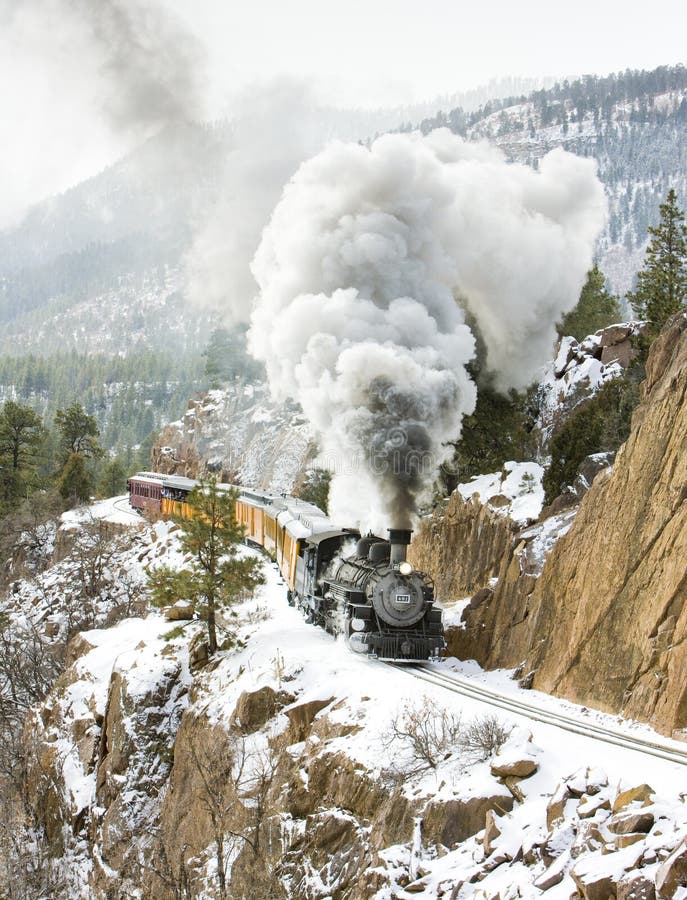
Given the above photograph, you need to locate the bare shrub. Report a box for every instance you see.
[0,621,65,786]
[382,696,463,775]
[459,714,511,762]
[382,700,511,778]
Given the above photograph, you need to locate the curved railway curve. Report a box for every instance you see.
[389,662,687,767]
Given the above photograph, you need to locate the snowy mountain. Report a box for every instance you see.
[412,64,687,295]
[1,63,685,362]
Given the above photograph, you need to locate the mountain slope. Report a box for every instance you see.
[412,64,687,293]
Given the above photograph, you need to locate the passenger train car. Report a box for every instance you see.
[127,471,444,662]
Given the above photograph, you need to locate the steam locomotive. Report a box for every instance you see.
[127,471,444,662]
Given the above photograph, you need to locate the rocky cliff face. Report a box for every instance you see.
[151,383,315,493]
[409,494,516,602]
[419,313,687,739]
[523,312,687,736]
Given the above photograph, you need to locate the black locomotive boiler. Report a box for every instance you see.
[293,528,443,662]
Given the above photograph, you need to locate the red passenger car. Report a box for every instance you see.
[126,472,164,513]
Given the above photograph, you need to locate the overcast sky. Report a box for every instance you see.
[1,0,685,226]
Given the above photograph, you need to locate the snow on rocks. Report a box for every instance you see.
[489,727,541,778]
[152,381,316,492]
[457,460,545,526]
[536,321,642,443]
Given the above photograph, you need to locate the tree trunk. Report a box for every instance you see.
[207,595,217,655]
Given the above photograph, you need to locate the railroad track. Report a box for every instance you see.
[388,662,687,767]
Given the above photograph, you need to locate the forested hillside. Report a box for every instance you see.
[0,350,203,453]
[409,64,687,293]
[0,64,684,460]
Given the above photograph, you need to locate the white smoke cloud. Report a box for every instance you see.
[184,81,346,323]
[249,129,606,531]
[0,0,206,225]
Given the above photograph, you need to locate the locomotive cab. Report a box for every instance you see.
[293,530,359,624]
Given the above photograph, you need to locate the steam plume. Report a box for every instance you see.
[54,0,205,134]
[185,82,326,323]
[0,0,205,224]
[249,130,605,530]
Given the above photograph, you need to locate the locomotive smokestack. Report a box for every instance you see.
[388,529,412,565]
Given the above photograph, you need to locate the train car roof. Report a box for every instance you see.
[305,529,359,546]
[160,475,198,491]
[130,471,165,483]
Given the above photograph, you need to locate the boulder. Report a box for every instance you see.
[233,686,281,734]
[578,793,611,819]
[567,767,591,797]
[617,874,656,900]
[188,634,209,671]
[546,783,573,829]
[615,833,646,849]
[655,837,687,899]
[490,729,540,779]
[570,864,617,900]
[491,756,538,778]
[422,794,514,848]
[285,697,334,742]
[607,811,654,835]
[586,768,610,795]
[533,849,571,891]
[612,785,654,813]
[164,603,194,621]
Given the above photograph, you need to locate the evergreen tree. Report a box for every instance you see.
[148,480,264,654]
[542,376,640,504]
[59,452,92,503]
[98,458,128,498]
[54,403,103,504]
[0,401,45,506]
[202,325,263,387]
[54,403,103,460]
[629,189,687,334]
[443,383,538,490]
[295,468,331,513]
[557,265,621,340]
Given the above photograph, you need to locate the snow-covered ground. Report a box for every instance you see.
[60,494,143,529]
[66,523,687,896]
[9,500,686,898]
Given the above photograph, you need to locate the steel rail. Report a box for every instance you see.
[388,663,687,767]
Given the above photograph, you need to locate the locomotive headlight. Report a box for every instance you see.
[398,561,413,576]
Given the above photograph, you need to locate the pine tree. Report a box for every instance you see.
[59,452,92,503]
[98,458,127,498]
[54,403,103,461]
[148,479,264,654]
[295,468,332,513]
[557,265,621,341]
[0,401,45,506]
[54,403,103,504]
[629,189,687,334]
